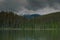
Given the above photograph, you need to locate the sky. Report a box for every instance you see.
[0,0,60,15]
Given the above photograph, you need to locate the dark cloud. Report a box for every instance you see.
[26,0,48,10]
[0,0,23,12]
[0,0,60,12]
[26,0,60,10]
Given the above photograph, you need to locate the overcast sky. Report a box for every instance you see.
[0,0,60,15]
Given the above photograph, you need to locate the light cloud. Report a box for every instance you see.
[0,0,60,15]
[36,7,60,15]
[17,7,60,15]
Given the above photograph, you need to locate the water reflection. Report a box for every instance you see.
[0,30,60,40]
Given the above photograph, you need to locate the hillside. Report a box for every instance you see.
[0,11,60,29]
[28,12,60,29]
[0,11,28,28]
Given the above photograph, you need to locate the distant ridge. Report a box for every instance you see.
[30,12,60,22]
[23,14,40,19]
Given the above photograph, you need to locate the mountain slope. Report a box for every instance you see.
[28,12,60,29]
[0,11,60,29]
[0,11,28,28]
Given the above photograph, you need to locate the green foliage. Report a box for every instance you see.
[0,12,60,40]
[0,11,27,28]
[0,11,60,29]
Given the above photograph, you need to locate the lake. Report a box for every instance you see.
[0,29,60,40]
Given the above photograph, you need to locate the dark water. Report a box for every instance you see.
[0,30,60,40]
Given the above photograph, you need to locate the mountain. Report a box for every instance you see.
[29,12,60,28]
[0,11,28,28]
[0,11,60,29]
[23,14,40,19]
